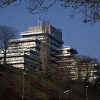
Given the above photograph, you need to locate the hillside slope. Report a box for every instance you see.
[0,64,61,100]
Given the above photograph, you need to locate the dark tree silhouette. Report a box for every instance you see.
[0,0,100,23]
[40,21,50,75]
[0,25,17,64]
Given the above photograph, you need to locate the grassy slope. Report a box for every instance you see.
[0,64,61,100]
[0,64,100,100]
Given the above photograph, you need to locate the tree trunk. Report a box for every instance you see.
[4,50,6,65]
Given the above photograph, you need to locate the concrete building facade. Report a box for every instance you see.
[0,24,64,70]
[0,24,99,81]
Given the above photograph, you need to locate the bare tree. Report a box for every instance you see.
[76,55,99,83]
[0,0,100,23]
[40,21,50,75]
[0,25,17,64]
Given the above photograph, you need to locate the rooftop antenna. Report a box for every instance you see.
[32,15,43,29]
[32,15,49,31]
[38,18,42,26]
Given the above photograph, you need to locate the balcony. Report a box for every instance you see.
[20,31,43,36]
[0,53,24,57]
[55,59,74,63]
[7,60,24,64]
[57,46,78,54]
[56,53,71,57]
[57,46,71,50]
[10,37,37,43]
[8,48,33,53]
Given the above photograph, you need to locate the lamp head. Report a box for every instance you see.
[64,90,70,93]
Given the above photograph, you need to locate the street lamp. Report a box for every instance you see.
[59,90,70,100]
[86,86,88,100]
[22,72,25,100]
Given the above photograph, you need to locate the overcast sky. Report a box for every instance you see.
[0,1,100,61]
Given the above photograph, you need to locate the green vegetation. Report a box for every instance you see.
[0,64,61,100]
[0,64,100,100]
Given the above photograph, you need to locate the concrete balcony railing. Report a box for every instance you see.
[56,53,71,57]
[55,59,74,63]
[7,60,24,64]
[0,53,25,57]
[20,31,43,36]
[0,60,24,64]
[10,37,37,42]
[57,46,71,50]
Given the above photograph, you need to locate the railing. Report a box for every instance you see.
[8,45,36,50]
[20,31,43,36]
[10,37,37,42]
[0,53,25,57]
[7,60,24,64]
[55,59,74,62]
[57,46,71,50]
[56,53,71,57]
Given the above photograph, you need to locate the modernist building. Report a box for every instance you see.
[0,24,64,70]
[56,46,78,80]
[0,24,99,81]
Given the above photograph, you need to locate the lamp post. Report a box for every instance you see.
[59,90,70,100]
[86,86,88,100]
[22,72,25,100]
